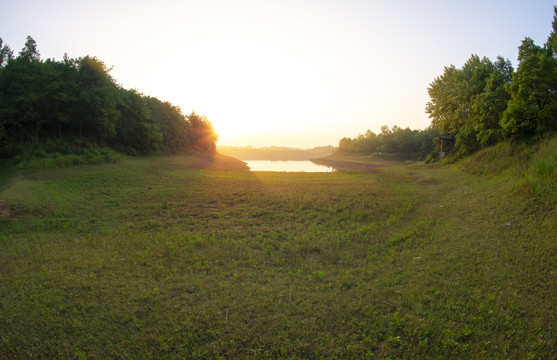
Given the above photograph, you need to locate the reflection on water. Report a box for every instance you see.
[246,160,334,172]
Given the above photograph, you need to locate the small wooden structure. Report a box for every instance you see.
[439,135,455,158]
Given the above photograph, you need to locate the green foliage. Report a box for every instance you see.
[470,57,513,146]
[10,138,124,169]
[115,89,162,153]
[187,112,218,155]
[18,35,40,62]
[0,37,13,68]
[76,56,120,140]
[0,36,217,161]
[145,97,191,154]
[425,7,557,160]
[501,38,557,140]
[546,6,557,54]
[337,125,438,160]
[426,55,513,155]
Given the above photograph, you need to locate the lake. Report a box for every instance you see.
[245,160,334,172]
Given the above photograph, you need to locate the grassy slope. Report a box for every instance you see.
[0,151,555,359]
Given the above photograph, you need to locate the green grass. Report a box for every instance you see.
[4,138,126,170]
[460,137,557,209]
[0,153,555,359]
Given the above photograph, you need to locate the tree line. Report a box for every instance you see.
[0,36,217,158]
[339,6,557,160]
[426,6,557,156]
[337,126,438,160]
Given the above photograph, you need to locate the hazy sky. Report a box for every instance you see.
[1,0,554,147]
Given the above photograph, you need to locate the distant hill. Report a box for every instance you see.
[217,145,336,161]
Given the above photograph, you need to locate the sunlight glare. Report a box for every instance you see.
[149,37,329,146]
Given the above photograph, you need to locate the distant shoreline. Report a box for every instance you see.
[217,146,335,161]
[311,155,391,172]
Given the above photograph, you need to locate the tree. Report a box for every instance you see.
[470,57,513,146]
[426,64,465,135]
[145,97,191,153]
[187,112,218,154]
[0,36,218,158]
[0,37,13,68]
[0,56,48,142]
[546,6,557,55]
[76,56,120,140]
[336,125,437,160]
[427,54,513,154]
[501,38,557,140]
[115,89,162,153]
[18,36,40,62]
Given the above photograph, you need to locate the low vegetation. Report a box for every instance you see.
[1,143,555,358]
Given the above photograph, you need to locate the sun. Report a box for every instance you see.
[151,37,330,147]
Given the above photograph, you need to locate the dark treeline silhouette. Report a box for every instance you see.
[0,36,217,158]
[337,126,438,160]
[339,6,557,161]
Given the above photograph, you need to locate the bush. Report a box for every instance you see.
[12,138,125,169]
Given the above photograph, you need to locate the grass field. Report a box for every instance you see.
[0,153,555,359]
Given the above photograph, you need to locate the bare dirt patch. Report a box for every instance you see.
[0,201,10,218]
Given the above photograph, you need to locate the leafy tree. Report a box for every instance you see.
[145,97,190,153]
[0,37,13,68]
[187,112,218,154]
[427,55,494,134]
[427,54,513,154]
[425,64,466,135]
[47,55,81,138]
[501,38,557,140]
[0,35,217,158]
[76,56,120,140]
[18,36,40,62]
[336,125,437,160]
[546,6,557,54]
[115,89,162,153]
[470,57,513,146]
[0,56,48,142]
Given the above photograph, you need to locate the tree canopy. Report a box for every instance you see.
[425,55,514,154]
[0,36,217,158]
[336,125,438,160]
[425,5,557,157]
[339,6,557,161]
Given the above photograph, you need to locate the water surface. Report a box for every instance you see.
[245,160,334,172]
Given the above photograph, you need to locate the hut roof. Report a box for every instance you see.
[439,135,455,140]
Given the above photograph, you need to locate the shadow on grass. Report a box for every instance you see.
[0,160,16,193]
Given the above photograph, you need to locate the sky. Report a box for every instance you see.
[1,0,555,148]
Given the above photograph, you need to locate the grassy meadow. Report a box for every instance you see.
[0,151,555,359]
